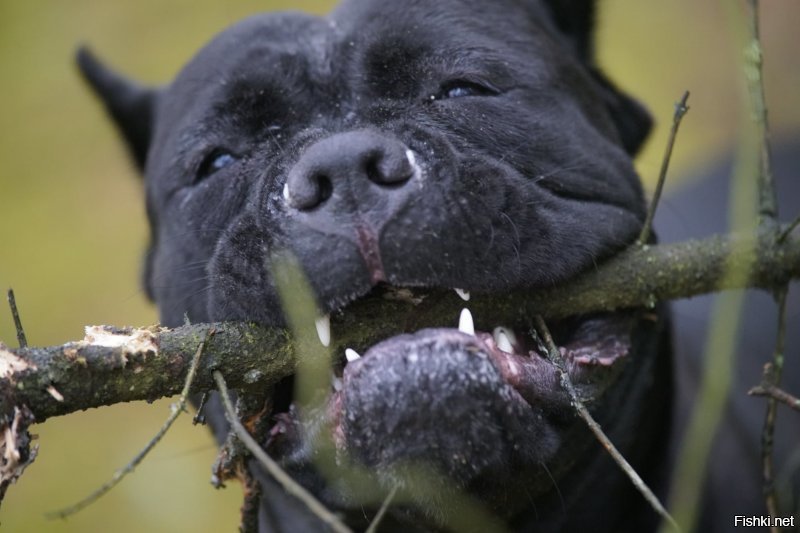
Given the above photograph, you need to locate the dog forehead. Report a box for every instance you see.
[168,0,555,92]
[152,12,338,152]
[333,0,546,25]
[333,0,553,48]
[166,12,335,100]
[150,0,568,164]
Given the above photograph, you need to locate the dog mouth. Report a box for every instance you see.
[261,283,637,500]
[330,284,632,378]
[328,288,635,404]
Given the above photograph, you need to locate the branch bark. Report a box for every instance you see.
[1,227,797,424]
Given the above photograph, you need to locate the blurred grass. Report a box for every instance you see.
[0,1,797,531]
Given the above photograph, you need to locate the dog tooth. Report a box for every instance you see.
[455,288,471,301]
[315,314,331,347]
[345,348,361,362]
[282,183,291,202]
[458,308,475,336]
[493,328,514,353]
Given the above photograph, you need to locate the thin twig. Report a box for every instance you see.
[746,3,785,515]
[757,288,789,525]
[46,329,213,519]
[238,466,262,533]
[737,7,789,511]
[745,0,778,221]
[665,41,760,522]
[637,91,691,246]
[778,216,800,244]
[750,382,800,412]
[192,392,208,425]
[212,370,352,533]
[533,315,679,532]
[6,289,27,348]
[365,485,398,533]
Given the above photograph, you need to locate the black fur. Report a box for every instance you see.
[78,1,673,531]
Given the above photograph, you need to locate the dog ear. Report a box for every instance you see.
[589,68,652,155]
[76,47,156,171]
[539,0,652,155]
[539,0,596,61]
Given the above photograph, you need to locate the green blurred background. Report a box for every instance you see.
[0,1,797,531]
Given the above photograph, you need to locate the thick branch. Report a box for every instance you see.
[1,229,798,423]
[530,228,797,318]
[0,323,294,423]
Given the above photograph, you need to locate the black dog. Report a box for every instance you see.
[78,0,673,530]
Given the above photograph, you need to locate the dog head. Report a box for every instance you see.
[79,0,665,529]
[80,0,650,325]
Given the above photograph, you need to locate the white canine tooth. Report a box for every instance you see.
[345,348,361,362]
[315,314,331,347]
[455,288,471,301]
[458,308,475,336]
[492,326,517,353]
[493,328,514,353]
[283,183,291,202]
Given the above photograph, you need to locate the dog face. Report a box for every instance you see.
[80,0,669,530]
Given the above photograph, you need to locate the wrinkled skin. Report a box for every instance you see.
[79,0,672,531]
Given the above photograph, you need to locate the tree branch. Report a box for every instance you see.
[45,329,212,519]
[0,323,294,423]
[0,228,798,424]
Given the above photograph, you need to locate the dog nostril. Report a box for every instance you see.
[364,150,413,186]
[284,168,334,210]
[316,174,333,204]
[365,156,383,184]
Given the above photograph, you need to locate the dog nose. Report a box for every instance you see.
[284,130,415,210]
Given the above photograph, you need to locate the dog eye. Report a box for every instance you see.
[195,150,237,182]
[437,80,498,100]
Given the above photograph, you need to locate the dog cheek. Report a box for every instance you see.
[206,214,283,324]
